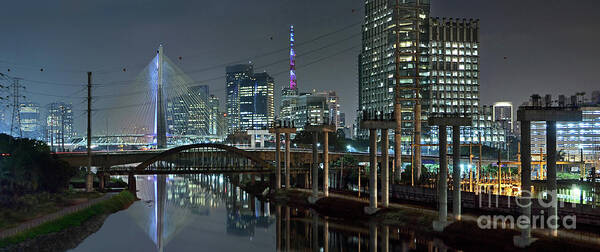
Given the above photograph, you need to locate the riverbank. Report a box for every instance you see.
[0,190,136,251]
[269,188,600,252]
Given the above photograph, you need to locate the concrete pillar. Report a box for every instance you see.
[452,126,462,220]
[312,133,319,198]
[369,129,378,210]
[414,103,422,181]
[382,225,389,252]
[128,173,136,194]
[546,121,558,236]
[285,133,291,189]
[382,129,390,207]
[514,120,534,247]
[99,173,105,191]
[394,103,402,183]
[433,125,448,231]
[251,134,256,149]
[275,132,281,189]
[323,131,329,197]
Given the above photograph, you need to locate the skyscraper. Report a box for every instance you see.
[358,1,504,151]
[358,0,430,149]
[312,90,341,128]
[239,72,274,130]
[226,64,274,132]
[226,64,253,133]
[292,93,329,131]
[208,95,220,135]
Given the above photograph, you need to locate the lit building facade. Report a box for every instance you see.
[19,102,41,140]
[312,90,341,129]
[493,101,514,133]
[226,64,253,133]
[358,0,506,150]
[46,102,74,149]
[291,94,330,131]
[239,72,274,130]
[527,93,600,163]
[208,95,220,135]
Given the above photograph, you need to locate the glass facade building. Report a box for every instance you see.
[239,72,274,130]
[19,102,41,140]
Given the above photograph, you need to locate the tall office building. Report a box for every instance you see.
[358,0,430,146]
[239,72,274,130]
[493,101,513,132]
[46,102,74,150]
[19,102,41,140]
[208,95,220,135]
[226,64,254,133]
[226,64,274,132]
[167,85,211,136]
[358,1,504,150]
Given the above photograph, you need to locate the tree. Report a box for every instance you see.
[225,131,250,145]
[0,134,77,205]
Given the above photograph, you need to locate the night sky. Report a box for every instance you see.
[1,0,598,134]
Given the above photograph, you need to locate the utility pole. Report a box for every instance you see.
[86,72,93,192]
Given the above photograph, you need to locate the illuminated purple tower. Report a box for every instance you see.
[289,25,297,90]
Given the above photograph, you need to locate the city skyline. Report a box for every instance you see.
[1,0,599,136]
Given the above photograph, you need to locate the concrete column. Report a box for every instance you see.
[382,129,390,207]
[514,120,533,247]
[99,173,105,191]
[312,133,319,198]
[285,133,291,189]
[433,125,448,231]
[251,134,256,149]
[369,129,378,210]
[323,131,329,197]
[128,173,136,194]
[394,103,402,183]
[382,225,389,252]
[452,126,462,220]
[275,132,281,189]
[546,121,558,236]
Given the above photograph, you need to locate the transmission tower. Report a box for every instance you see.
[9,78,25,137]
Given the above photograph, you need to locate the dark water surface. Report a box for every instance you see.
[69,174,451,251]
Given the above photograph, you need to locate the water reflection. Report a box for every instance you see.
[71,174,453,252]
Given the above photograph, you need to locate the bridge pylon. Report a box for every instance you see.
[269,121,296,190]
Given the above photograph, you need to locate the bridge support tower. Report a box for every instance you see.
[269,122,296,189]
[360,112,396,214]
[307,124,336,203]
[428,116,471,231]
[514,107,581,247]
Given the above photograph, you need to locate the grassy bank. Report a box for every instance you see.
[0,191,104,230]
[0,190,135,248]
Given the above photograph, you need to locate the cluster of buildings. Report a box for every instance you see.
[0,102,74,151]
[356,0,508,152]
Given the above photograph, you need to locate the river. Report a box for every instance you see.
[69,174,451,251]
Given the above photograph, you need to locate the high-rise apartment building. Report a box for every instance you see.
[313,90,342,129]
[208,95,220,135]
[291,93,330,131]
